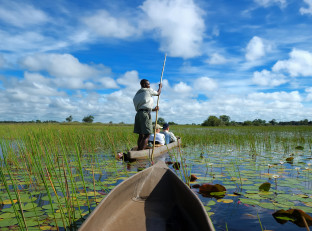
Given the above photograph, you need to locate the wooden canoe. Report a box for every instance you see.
[79,160,215,231]
[125,138,181,160]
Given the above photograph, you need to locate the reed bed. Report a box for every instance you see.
[0,123,312,230]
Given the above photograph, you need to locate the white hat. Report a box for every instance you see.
[154,124,162,129]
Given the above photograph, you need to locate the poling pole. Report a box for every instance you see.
[151,54,167,164]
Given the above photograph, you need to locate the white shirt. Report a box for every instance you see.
[161,131,177,143]
[149,133,165,145]
[133,88,158,111]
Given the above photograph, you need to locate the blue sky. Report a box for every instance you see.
[0,0,312,124]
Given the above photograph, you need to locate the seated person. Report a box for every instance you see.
[148,124,165,145]
[161,123,177,144]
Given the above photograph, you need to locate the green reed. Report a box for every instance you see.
[1,123,312,230]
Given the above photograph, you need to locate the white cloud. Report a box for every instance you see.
[172,82,193,95]
[245,36,270,61]
[0,30,67,53]
[206,53,228,65]
[2,72,64,106]
[21,53,117,90]
[21,53,99,79]
[305,87,312,101]
[212,26,220,37]
[99,77,119,89]
[117,70,140,89]
[0,1,49,28]
[82,10,138,39]
[273,49,312,77]
[252,69,287,87]
[193,77,218,91]
[254,0,286,8]
[248,91,301,102]
[140,0,205,58]
[300,0,312,15]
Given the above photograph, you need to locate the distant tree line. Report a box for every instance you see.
[0,115,95,124]
[201,115,312,126]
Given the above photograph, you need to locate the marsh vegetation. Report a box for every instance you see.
[0,124,311,230]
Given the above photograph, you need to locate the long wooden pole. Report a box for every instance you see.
[151,54,167,163]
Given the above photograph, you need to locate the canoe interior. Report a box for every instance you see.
[126,138,181,160]
[79,161,214,231]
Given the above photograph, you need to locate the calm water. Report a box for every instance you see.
[1,140,312,230]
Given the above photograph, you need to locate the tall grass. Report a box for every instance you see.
[1,123,312,230]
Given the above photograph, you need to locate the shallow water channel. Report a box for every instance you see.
[1,137,312,230]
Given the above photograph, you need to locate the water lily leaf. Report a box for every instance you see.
[217,199,233,203]
[42,204,59,210]
[0,207,14,213]
[172,162,180,170]
[244,194,262,200]
[293,206,312,214]
[286,157,294,163]
[227,194,238,197]
[0,218,18,227]
[242,186,259,190]
[259,182,271,192]
[79,191,100,196]
[273,209,312,227]
[40,225,55,230]
[22,203,38,210]
[206,200,216,206]
[274,216,296,222]
[41,196,51,201]
[2,199,17,205]
[190,174,198,182]
[199,183,226,196]
[23,210,46,218]
[0,212,16,219]
[258,202,277,210]
[304,202,312,207]
[295,146,304,150]
[95,197,104,203]
[239,198,259,206]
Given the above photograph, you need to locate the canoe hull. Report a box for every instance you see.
[125,138,181,160]
[79,161,215,231]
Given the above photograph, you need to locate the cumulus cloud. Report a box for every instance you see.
[272,49,312,77]
[140,0,205,58]
[0,30,68,53]
[193,77,218,92]
[245,36,270,61]
[82,10,138,39]
[98,77,119,89]
[21,53,99,79]
[21,53,117,90]
[117,70,140,89]
[300,0,312,15]
[206,53,228,65]
[252,69,287,87]
[2,72,64,106]
[305,87,312,101]
[172,82,193,95]
[248,91,301,102]
[254,0,286,8]
[0,1,49,28]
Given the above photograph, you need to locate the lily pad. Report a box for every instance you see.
[295,146,304,150]
[273,209,312,227]
[259,182,271,192]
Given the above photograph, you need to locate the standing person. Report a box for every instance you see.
[133,79,162,150]
[161,123,177,144]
